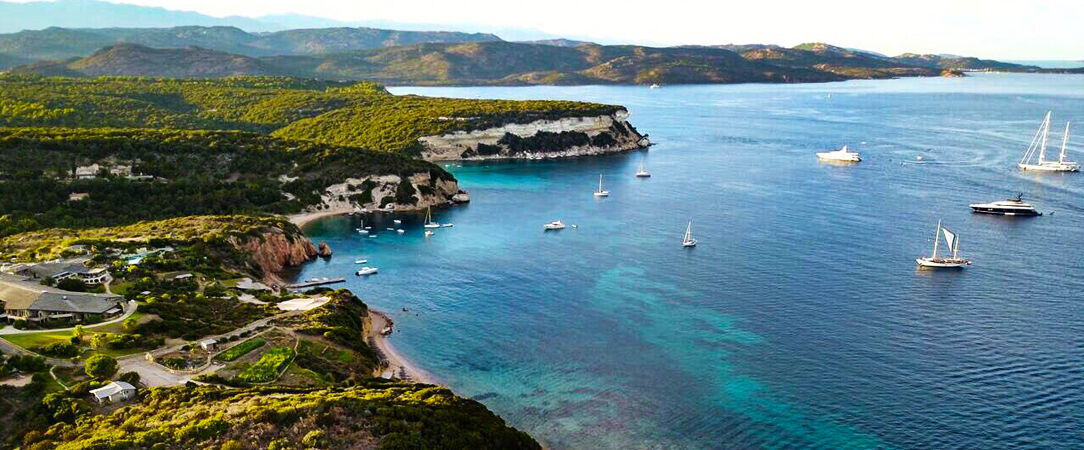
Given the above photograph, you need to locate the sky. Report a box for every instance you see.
[15,0,1084,59]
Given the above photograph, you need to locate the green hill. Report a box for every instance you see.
[0,75,623,150]
[0,25,502,60]
[0,127,453,236]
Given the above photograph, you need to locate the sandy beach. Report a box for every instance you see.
[369,310,440,385]
[287,207,356,228]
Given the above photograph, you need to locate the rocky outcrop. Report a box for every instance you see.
[301,170,468,214]
[229,226,317,285]
[417,111,650,161]
[317,242,333,258]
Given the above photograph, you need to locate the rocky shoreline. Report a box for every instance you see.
[418,111,650,161]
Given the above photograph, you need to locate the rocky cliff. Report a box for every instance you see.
[229,225,317,285]
[299,170,469,215]
[417,111,649,161]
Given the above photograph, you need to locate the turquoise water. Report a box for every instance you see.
[297,74,1084,448]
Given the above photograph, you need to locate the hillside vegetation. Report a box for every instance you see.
[0,25,501,60]
[4,36,1051,85]
[23,383,539,450]
[0,75,621,147]
[0,127,452,236]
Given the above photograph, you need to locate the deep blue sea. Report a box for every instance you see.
[296,73,1084,449]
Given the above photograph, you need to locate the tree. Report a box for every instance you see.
[84,354,118,379]
[56,277,88,292]
[119,371,141,385]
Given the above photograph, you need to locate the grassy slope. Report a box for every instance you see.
[29,383,539,450]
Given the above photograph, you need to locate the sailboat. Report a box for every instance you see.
[423,206,440,228]
[1019,112,1080,172]
[593,174,610,197]
[682,221,697,247]
[635,159,651,178]
[916,220,970,268]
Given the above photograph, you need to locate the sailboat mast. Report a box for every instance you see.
[1039,113,1051,163]
[684,221,692,242]
[931,220,941,260]
[598,174,603,192]
[1061,121,1071,163]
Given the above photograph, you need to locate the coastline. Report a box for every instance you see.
[369,309,440,385]
[288,207,356,228]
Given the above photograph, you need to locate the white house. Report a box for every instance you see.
[199,339,218,351]
[89,381,137,404]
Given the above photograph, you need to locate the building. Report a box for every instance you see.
[199,339,218,351]
[80,268,111,285]
[74,164,101,180]
[15,260,111,285]
[89,381,137,404]
[0,275,124,323]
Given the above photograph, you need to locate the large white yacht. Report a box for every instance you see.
[969,194,1042,216]
[916,220,970,269]
[1019,112,1080,172]
[816,145,862,163]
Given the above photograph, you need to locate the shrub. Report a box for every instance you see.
[119,371,141,385]
[56,278,88,292]
[34,342,79,358]
[84,354,118,379]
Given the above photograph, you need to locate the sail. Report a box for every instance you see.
[684,222,693,242]
[941,227,957,253]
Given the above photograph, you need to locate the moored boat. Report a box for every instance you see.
[682,221,697,247]
[544,220,566,230]
[356,267,379,276]
[816,145,862,163]
[1019,112,1080,172]
[916,220,970,269]
[969,194,1042,216]
[594,174,610,197]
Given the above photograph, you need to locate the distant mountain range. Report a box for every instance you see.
[8,37,1056,86]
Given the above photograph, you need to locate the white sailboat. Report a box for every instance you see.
[916,220,970,268]
[593,174,610,197]
[1019,112,1080,172]
[424,206,440,228]
[635,159,651,178]
[682,221,697,247]
[424,230,435,237]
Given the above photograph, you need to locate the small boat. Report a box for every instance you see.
[1018,112,1079,172]
[594,174,610,197]
[635,160,651,178]
[354,259,368,264]
[969,194,1042,216]
[544,220,566,230]
[386,227,394,231]
[916,220,970,269]
[817,145,862,163]
[571,224,578,228]
[682,221,697,247]
[442,223,454,228]
[649,83,660,89]
[369,234,377,238]
[396,229,405,234]
[359,229,369,235]
[356,267,379,276]
[424,206,441,228]
[424,230,435,237]
[393,219,402,224]
[364,226,372,230]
